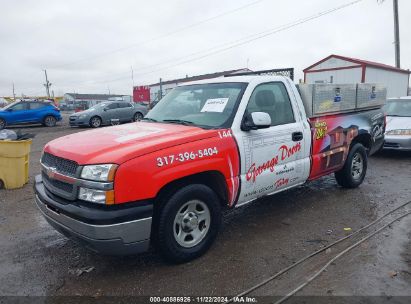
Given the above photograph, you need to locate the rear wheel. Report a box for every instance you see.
[43,116,57,127]
[0,118,5,130]
[133,112,143,122]
[156,184,221,263]
[90,116,102,128]
[335,143,367,188]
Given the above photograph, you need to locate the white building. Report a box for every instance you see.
[148,68,251,102]
[304,55,410,98]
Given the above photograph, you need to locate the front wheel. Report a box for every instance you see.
[133,112,143,122]
[156,184,221,263]
[89,116,102,128]
[335,143,367,188]
[43,115,57,127]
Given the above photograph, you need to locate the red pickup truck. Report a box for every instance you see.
[35,76,385,263]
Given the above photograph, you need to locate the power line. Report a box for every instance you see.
[49,0,264,69]
[75,0,364,87]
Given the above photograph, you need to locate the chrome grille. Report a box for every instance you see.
[42,152,78,177]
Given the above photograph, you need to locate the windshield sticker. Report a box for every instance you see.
[201,98,229,113]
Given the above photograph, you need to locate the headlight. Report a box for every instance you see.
[79,114,87,119]
[78,187,114,205]
[81,164,118,181]
[386,129,411,136]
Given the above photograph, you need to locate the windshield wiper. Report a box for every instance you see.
[142,117,158,122]
[162,119,195,126]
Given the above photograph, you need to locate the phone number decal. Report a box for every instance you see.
[156,147,218,167]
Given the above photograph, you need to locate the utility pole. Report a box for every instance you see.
[159,78,163,101]
[393,0,400,68]
[12,83,16,100]
[43,69,52,97]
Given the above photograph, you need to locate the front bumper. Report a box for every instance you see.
[34,175,152,255]
[383,135,411,151]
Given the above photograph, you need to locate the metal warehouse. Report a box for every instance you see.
[304,54,410,98]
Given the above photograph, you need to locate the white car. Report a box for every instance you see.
[383,97,411,151]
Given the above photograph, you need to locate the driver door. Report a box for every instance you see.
[232,82,310,206]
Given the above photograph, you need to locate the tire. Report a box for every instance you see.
[43,115,57,127]
[133,112,143,122]
[89,116,102,128]
[0,118,5,130]
[156,184,222,263]
[335,143,367,188]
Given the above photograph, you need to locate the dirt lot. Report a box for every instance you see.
[0,115,410,300]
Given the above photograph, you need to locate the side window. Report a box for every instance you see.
[11,103,28,111]
[107,103,119,110]
[245,82,295,126]
[119,102,133,108]
[29,102,45,110]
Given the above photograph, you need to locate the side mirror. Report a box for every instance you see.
[103,107,108,111]
[241,112,271,131]
[7,108,13,112]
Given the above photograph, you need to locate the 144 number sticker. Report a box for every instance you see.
[218,130,232,138]
[157,147,218,167]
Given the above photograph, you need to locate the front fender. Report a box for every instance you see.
[114,129,240,205]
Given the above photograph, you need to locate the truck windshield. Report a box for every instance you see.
[145,82,247,128]
[383,99,411,117]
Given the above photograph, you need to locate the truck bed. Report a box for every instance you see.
[307,108,385,180]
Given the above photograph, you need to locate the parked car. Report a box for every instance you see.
[69,101,148,128]
[35,76,385,263]
[0,100,62,130]
[382,97,411,151]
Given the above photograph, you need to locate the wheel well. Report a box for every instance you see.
[89,115,101,123]
[351,133,372,151]
[43,115,57,124]
[155,171,229,211]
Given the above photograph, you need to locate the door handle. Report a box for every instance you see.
[292,131,303,142]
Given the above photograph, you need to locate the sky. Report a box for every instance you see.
[0,0,410,97]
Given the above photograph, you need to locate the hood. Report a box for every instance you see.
[44,122,217,165]
[71,109,94,116]
[386,116,411,132]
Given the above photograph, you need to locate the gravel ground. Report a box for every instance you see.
[0,115,410,301]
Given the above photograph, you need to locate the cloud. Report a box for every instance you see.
[0,0,410,96]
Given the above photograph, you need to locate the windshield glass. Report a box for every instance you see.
[383,99,411,117]
[89,102,109,110]
[145,82,247,128]
[2,101,19,110]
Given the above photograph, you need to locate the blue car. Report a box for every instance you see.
[0,100,62,130]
